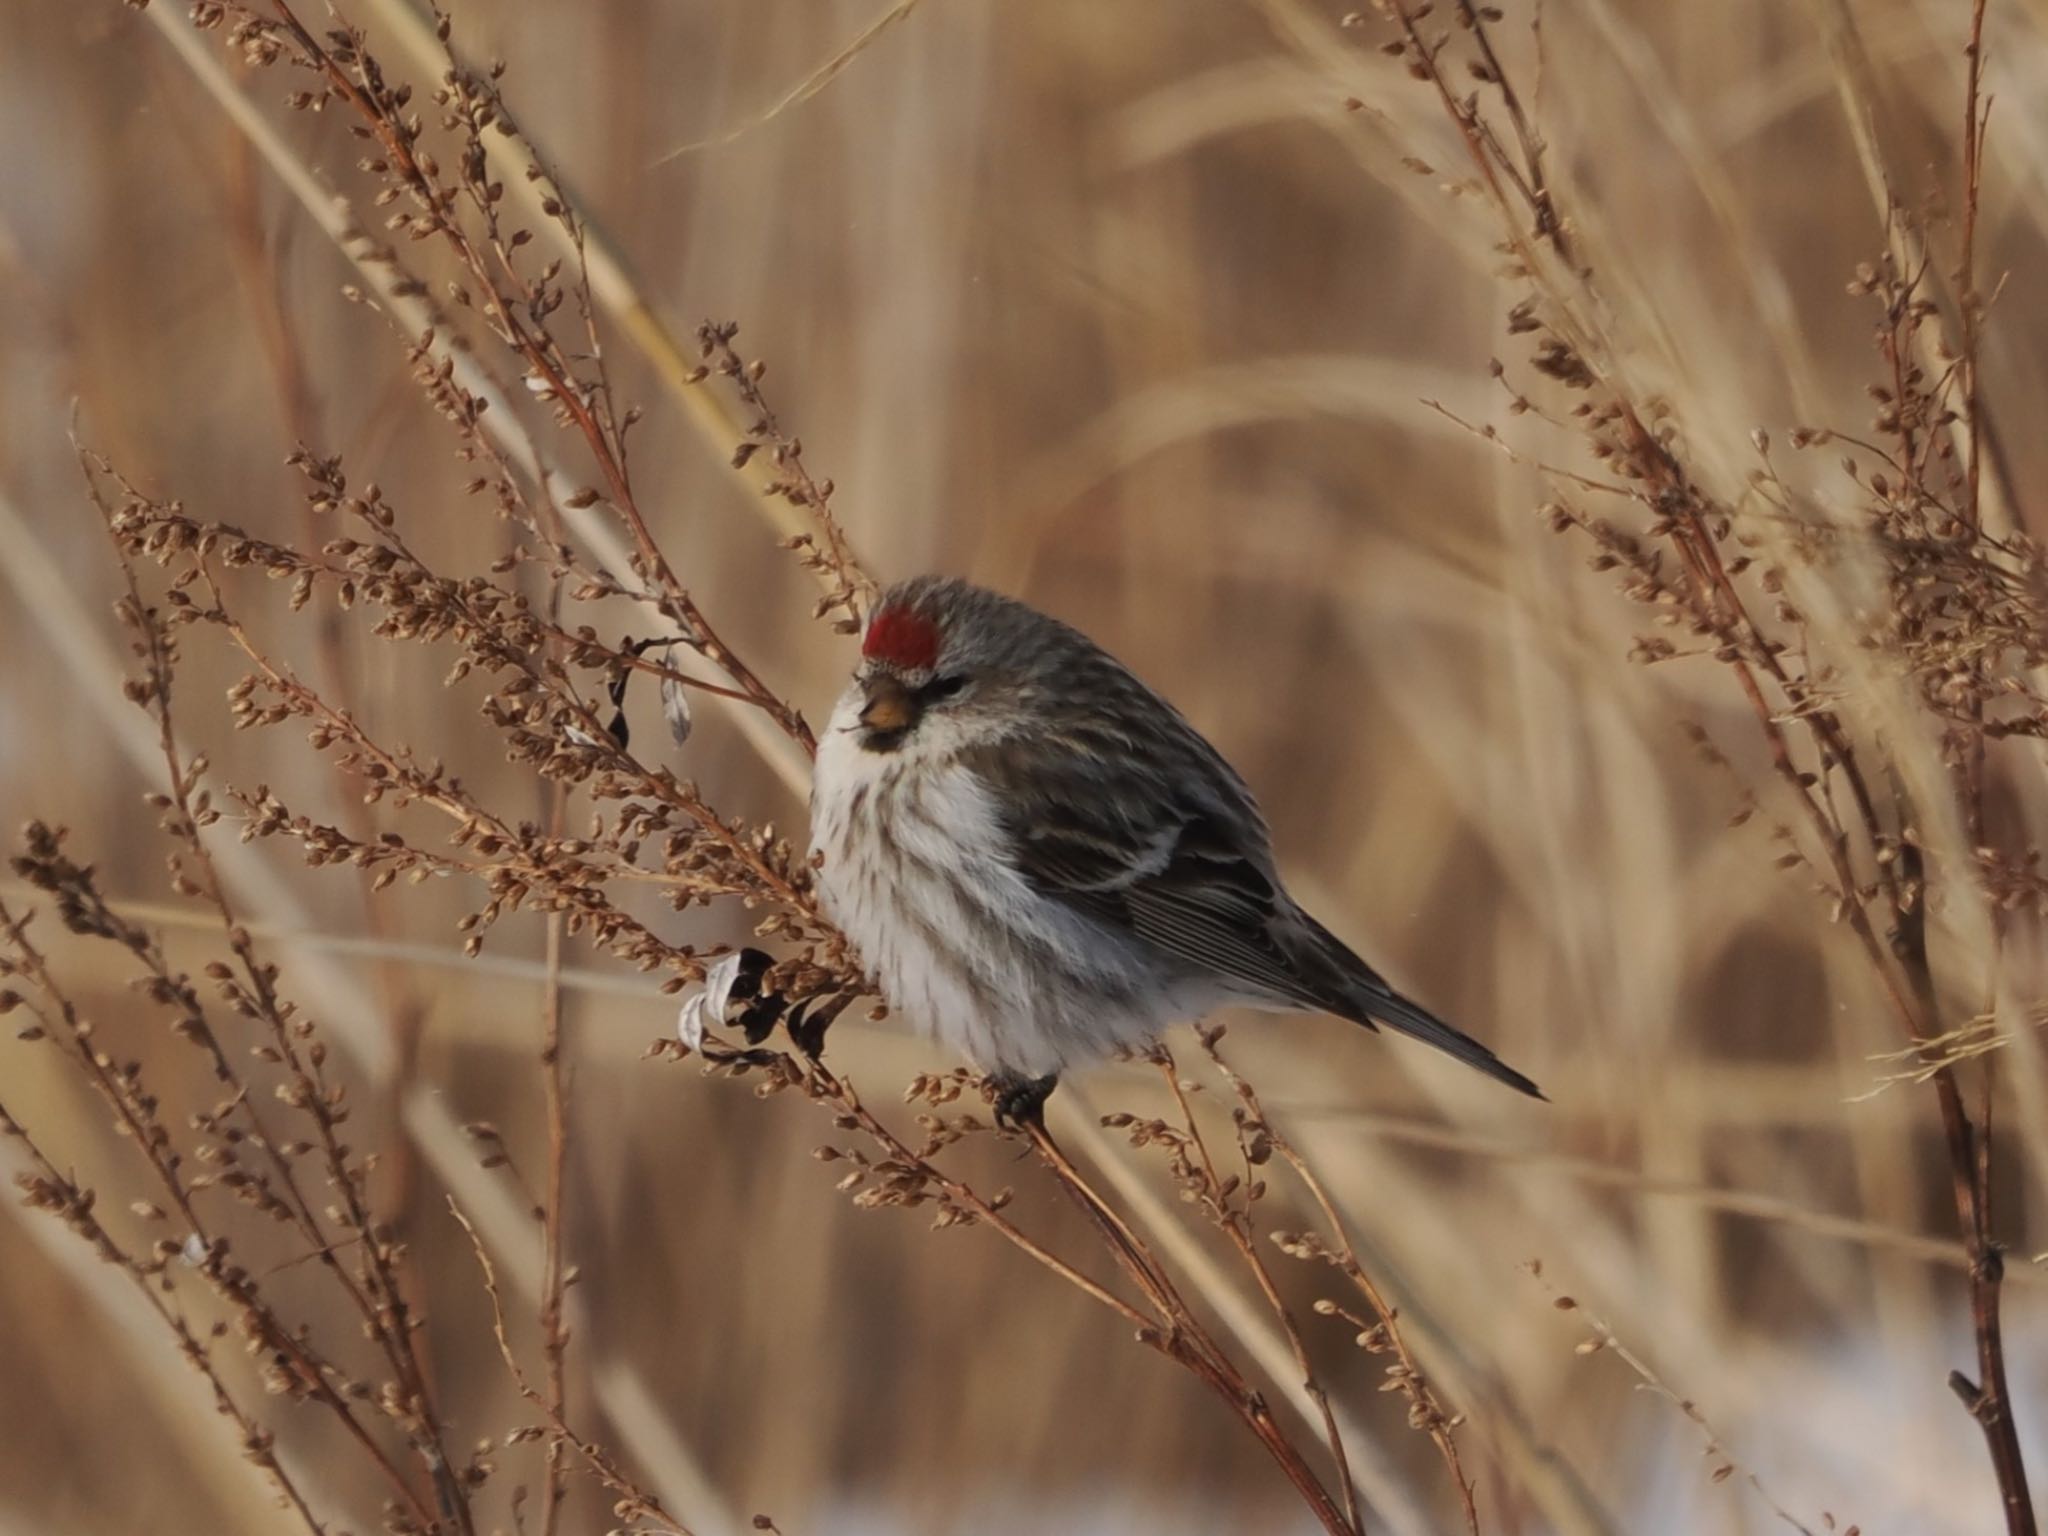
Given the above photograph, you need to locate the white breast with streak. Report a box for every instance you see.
[808,682,1177,1077]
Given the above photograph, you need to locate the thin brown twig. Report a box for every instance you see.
[1017,1111,1360,1536]
[1364,5,2035,1520]
[448,1201,694,1536]
[1151,1056,1363,1535]
[1528,1265,1820,1536]
[1196,1033,1479,1536]
[536,837,573,1536]
[0,1099,330,1535]
[536,501,576,1536]
[251,0,816,752]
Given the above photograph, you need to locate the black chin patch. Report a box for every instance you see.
[859,726,910,754]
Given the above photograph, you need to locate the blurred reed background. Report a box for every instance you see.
[1,1,2044,1533]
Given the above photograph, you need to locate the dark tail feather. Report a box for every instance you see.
[1284,909,1545,1098]
[1356,981,1546,1100]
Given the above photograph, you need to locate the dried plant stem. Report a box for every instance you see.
[0,1106,329,1534]
[1022,1116,1361,1536]
[138,5,813,798]
[1804,0,2012,530]
[770,1049,1358,1533]
[1195,1037,1480,1534]
[1900,845,2034,1532]
[249,0,812,750]
[214,138,446,1443]
[0,899,437,1530]
[1957,0,1990,538]
[651,0,933,157]
[2,474,736,1531]
[1529,1266,1820,1535]
[1366,2,2036,1522]
[793,1059,1153,1327]
[1934,23,2030,1520]
[538,866,572,1536]
[98,496,476,1529]
[531,497,579,1536]
[448,1202,694,1536]
[356,0,881,594]
[1151,1059,1364,1534]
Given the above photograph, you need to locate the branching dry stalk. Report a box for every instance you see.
[1141,1047,1367,1535]
[1193,1031,1480,1534]
[1331,0,2036,1525]
[9,7,1506,1534]
[50,0,2038,1529]
[0,1094,327,1534]
[671,1041,1374,1534]
[1016,1109,1362,1536]
[1526,1263,1828,1536]
[449,1202,690,1536]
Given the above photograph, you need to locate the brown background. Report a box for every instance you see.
[2,2,2044,1533]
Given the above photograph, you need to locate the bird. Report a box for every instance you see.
[808,575,1543,1124]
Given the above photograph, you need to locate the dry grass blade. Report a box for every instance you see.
[652,0,936,159]
[347,0,888,598]
[1528,1266,1823,1536]
[8,0,2047,1531]
[137,4,816,799]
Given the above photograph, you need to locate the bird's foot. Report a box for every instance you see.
[989,1071,1059,1130]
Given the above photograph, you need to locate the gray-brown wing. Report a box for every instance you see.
[961,723,1335,1010]
[961,723,1546,1099]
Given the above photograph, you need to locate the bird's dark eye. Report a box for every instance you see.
[920,674,969,703]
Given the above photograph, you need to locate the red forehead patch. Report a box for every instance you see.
[862,606,941,671]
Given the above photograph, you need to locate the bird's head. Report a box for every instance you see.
[846,578,1042,754]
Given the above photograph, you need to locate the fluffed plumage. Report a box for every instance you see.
[809,576,1542,1104]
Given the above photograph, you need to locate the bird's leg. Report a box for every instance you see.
[989,1070,1060,1129]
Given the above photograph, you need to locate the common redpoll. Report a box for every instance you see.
[810,576,1542,1121]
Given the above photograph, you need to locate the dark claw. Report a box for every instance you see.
[990,1071,1059,1130]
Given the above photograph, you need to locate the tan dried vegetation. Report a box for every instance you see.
[0,2,2041,1534]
